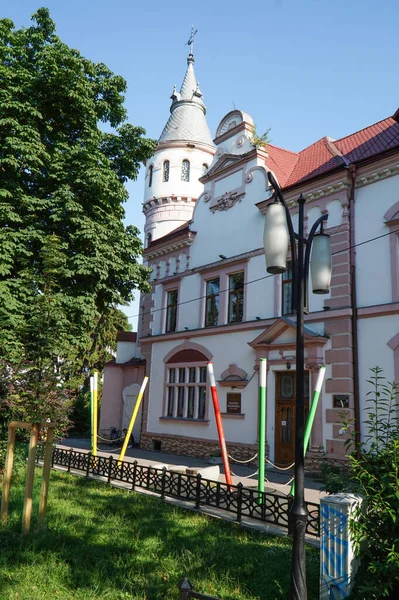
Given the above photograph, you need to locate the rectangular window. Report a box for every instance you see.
[167,387,174,417]
[198,386,206,419]
[166,289,178,332]
[205,278,220,327]
[228,272,244,323]
[282,262,293,316]
[177,387,185,417]
[187,387,195,418]
[165,365,207,420]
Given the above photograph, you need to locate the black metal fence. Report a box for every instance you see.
[37,446,319,538]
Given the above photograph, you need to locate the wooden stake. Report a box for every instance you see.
[22,423,39,534]
[37,427,55,529]
[1,425,16,524]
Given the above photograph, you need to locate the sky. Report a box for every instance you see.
[3,0,398,327]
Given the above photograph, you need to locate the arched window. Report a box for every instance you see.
[181,159,190,182]
[148,165,153,187]
[165,348,210,419]
[146,233,152,248]
[163,160,170,182]
[202,163,208,175]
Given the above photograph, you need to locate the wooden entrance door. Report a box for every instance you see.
[274,371,309,466]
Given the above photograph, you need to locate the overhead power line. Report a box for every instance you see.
[125,227,399,321]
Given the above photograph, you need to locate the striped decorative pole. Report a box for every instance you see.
[118,376,149,465]
[207,362,232,486]
[90,376,94,455]
[92,371,98,458]
[258,358,267,499]
[290,365,326,496]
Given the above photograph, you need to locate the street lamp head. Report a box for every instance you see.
[310,232,332,294]
[263,197,289,274]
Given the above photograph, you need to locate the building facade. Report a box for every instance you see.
[100,48,399,468]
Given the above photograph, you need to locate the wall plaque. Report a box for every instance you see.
[226,393,241,414]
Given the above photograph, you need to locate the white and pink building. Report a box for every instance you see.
[100,48,399,467]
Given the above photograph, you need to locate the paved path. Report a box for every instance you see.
[58,437,326,505]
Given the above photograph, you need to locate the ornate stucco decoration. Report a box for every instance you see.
[210,191,245,213]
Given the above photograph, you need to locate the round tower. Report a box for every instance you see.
[143,49,215,246]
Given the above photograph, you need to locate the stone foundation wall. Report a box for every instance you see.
[305,450,348,475]
[140,433,261,466]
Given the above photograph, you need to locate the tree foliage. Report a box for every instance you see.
[0,9,156,432]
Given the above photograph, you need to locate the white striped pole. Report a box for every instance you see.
[258,359,267,498]
[290,365,326,496]
[207,362,232,486]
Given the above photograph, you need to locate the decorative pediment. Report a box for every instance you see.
[217,364,248,388]
[205,153,246,179]
[248,317,328,349]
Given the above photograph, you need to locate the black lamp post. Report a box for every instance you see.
[264,171,331,600]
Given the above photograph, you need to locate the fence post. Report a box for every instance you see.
[161,467,167,500]
[147,466,151,490]
[319,493,364,600]
[67,448,73,473]
[178,577,193,600]
[131,460,138,491]
[236,483,243,523]
[108,455,113,484]
[195,473,201,509]
[86,452,92,477]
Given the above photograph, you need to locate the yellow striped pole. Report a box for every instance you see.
[118,376,149,465]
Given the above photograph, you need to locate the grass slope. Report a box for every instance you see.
[0,468,319,599]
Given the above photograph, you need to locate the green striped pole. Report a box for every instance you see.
[258,359,267,500]
[90,376,94,455]
[290,365,326,496]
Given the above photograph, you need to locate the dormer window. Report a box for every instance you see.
[202,163,208,175]
[181,159,190,182]
[163,160,170,182]
[148,165,153,187]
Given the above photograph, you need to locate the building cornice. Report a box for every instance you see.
[144,231,196,260]
[156,139,215,155]
[143,195,197,215]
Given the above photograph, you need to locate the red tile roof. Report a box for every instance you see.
[265,144,299,187]
[279,115,399,189]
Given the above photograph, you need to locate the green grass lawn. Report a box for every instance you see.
[0,467,320,600]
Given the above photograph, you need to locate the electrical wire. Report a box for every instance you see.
[126,227,399,321]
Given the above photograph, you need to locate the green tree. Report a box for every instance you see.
[0,9,156,433]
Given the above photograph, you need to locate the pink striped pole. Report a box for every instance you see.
[207,362,233,486]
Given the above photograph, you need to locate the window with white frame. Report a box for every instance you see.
[166,365,207,419]
[228,271,244,323]
[205,277,220,326]
[181,159,190,182]
[163,160,170,182]
[165,289,178,333]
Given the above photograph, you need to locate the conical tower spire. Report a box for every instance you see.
[158,37,214,148]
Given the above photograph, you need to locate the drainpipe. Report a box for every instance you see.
[348,164,361,444]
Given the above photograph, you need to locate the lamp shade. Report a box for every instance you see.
[263,202,289,274]
[310,233,332,294]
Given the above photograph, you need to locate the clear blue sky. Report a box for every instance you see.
[3,1,398,326]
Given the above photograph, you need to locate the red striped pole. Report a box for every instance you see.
[207,362,233,486]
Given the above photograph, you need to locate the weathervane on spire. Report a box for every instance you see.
[186,25,198,55]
